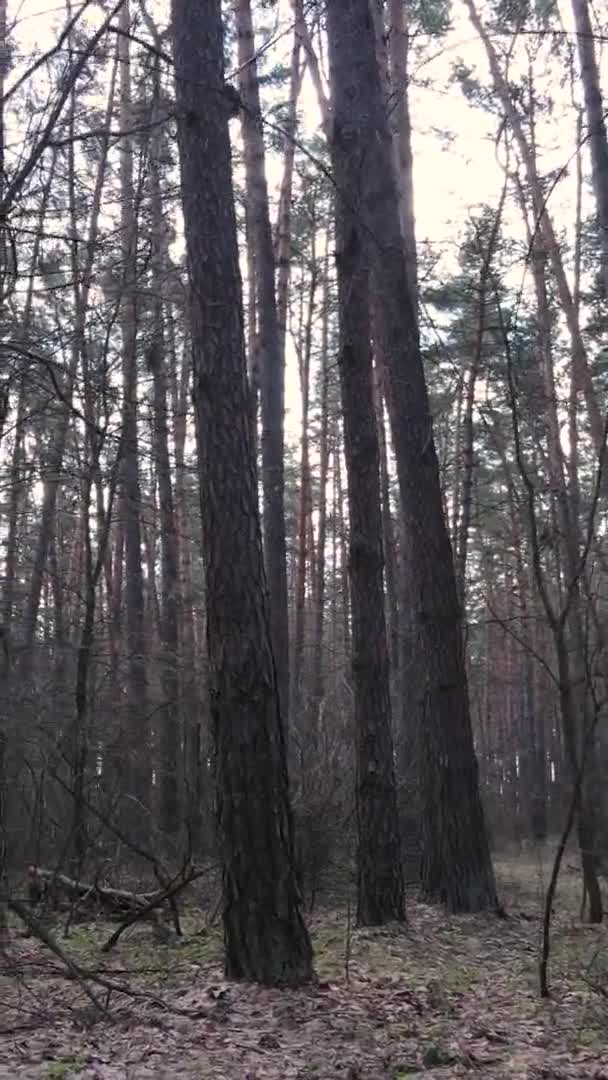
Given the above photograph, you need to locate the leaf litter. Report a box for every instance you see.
[1,856,608,1079]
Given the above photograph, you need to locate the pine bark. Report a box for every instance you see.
[234,0,290,722]
[330,67,405,922]
[118,0,148,826]
[172,0,313,984]
[326,0,498,913]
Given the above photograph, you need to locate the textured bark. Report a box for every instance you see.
[234,0,290,723]
[326,0,498,914]
[118,1,148,824]
[331,94,404,923]
[570,0,608,298]
[172,0,313,984]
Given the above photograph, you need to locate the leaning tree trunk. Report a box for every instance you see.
[331,83,404,923]
[172,0,313,985]
[326,0,499,914]
[234,0,290,724]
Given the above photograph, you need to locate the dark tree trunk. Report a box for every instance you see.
[330,86,404,924]
[234,0,290,724]
[326,0,498,914]
[119,1,148,827]
[172,0,313,984]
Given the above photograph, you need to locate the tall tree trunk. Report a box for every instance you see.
[331,103,404,924]
[234,0,290,723]
[146,30,181,838]
[570,0,608,299]
[326,0,498,913]
[0,0,7,939]
[118,0,148,827]
[172,0,313,984]
[291,254,318,723]
[309,245,331,733]
[171,329,202,849]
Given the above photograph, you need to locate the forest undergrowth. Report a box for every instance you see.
[1,855,608,1080]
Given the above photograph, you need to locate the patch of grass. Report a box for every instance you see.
[441,966,477,993]
[61,916,222,978]
[46,1057,86,1080]
[310,920,347,980]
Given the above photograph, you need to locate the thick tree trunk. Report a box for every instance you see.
[234,0,290,723]
[326,0,498,914]
[330,79,404,923]
[172,0,313,984]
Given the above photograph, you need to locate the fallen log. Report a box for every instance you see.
[27,865,167,920]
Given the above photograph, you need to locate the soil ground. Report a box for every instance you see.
[1,855,608,1079]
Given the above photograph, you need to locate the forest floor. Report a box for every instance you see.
[1,854,608,1079]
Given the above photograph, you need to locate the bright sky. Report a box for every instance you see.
[7,0,605,444]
